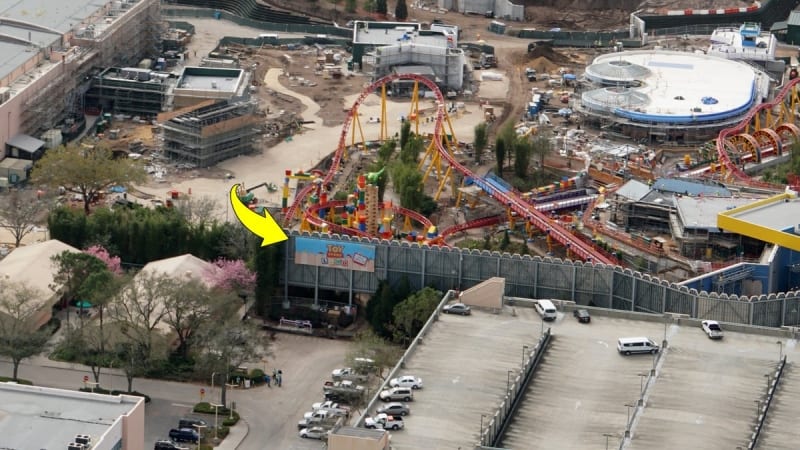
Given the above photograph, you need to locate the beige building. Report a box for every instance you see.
[0,382,144,449]
[459,276,505,309]
[0,239,81,329]
[328,427,391,450]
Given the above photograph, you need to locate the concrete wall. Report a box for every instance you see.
[121,395,145,450]
[460,276,504,309]
[328,430,389,450]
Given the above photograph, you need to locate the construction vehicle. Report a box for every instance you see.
[479,53,497,69]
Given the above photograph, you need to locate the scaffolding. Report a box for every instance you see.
[20,0,163,137]
[85,68,171,116]
[161,100,260,168]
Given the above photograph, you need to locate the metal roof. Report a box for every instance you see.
[614,179,651,202]
[675,196,753,231]
[331,426,387,439]
[0,0,105,34]
[652,178,731,197]
[6,133,45,153]
[727,196,800,231]
[788,11,800,27]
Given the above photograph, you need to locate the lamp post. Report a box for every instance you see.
[211,372,218,403]
[765,373,771,391]
[225,383,237,419]
[210,403,223,440]
[507,370,514,394]
[776,340,784,360]
[479,414,487,446]
[603,433,616,450]
[192,424,206,450]
[755,399,762,416]
[662,314,670,348]
[522,345,529,366]
[638,372,648,405]
[624,402,635,438]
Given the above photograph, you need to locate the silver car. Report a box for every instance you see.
[376,402,410,417]
[299,426,329,440]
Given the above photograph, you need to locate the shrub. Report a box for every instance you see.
[194,402,240,422]
[0,377,33,385]
[79,387,151,403]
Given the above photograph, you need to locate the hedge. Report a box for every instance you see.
[79,387,152,403]
[0,377,33,385]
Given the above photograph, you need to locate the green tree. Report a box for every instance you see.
[500,229,510,251]
[31,143,146,215]
[348,329,402,380]
[161,277,219,359]
[530,134,552,171]
[345,0,357,13]
[390,163,436,215]
[495,137,506,174]
[366,279,411,338]
[363,0,375,12]
[399,120,411,150]
[254,241,283,317]
[390,287,441,344]
[395,0,408,20]
[375,0,387,13]
[51,251,113,326]
[473,122,488,164]
[399,134,423,165]
[377,139,396,164]
[0,280,51,380]
[513,137,531,178]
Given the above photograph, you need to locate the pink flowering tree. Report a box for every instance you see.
[204,258,257,296]
[84,245,123,275]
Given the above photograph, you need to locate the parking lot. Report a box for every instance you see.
[386,308,542,450]
[757,364,800,448]
[500,310,661,449]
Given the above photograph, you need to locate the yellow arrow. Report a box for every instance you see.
[229,184,288,247]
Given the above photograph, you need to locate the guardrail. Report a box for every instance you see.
[481,328,552,447]
[748,355,788,449]
[354,290,457,426]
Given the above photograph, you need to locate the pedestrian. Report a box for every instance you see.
[264,374,271,387]
[277,369,283,387]
[272,369,277,380]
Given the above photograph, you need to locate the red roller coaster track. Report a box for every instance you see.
[716,77,800,189]
[284,73,616,265]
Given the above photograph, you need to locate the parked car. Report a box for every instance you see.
[573,309,591,323]
[389,375,423,389]
[312,400,339,411]
[168,428,199,443]
[617,337,659,355]
[379,387,413,402]
[376,402,410,417]
[443,303,471,315]
[154,441,188,450]
[365,413,404,430]
[299,426,330,440]
[702,320,724,339]
[177,418,207,430]
[331,367,368,382]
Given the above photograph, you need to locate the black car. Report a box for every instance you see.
[168,428,199,443]
[178,417,207,430]
[154,440,188,450]
[573,309,591,323]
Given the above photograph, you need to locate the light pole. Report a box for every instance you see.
[624,402,635,438]
[755,399,761,416]
[507,370,514,394]
[211,372,219,404]
[662,314,670,348]
[776,340,784,360]
[225,383,237,419]
[479,414,487,446]
[192,424,206,449]
[522,345,529,366]
[638,372,648,405]
[603,433,615,450]
[210,403,223,440]
[765,373,771,391]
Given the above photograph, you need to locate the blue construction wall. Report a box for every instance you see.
[771,246,800,292]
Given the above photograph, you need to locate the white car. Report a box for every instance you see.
[702,320,724,339]
[365,413,404,430]
[312,400,338,411]
[298,426,329,440]
[389,375,423,389]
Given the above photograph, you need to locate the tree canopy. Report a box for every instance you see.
[0,190,49,247]
[395,0,408,20]
[31,143,146,214]
[0,280,51,380]
[391,287,441,343]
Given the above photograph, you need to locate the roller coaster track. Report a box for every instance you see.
[304,199,434,235]
[716,77,800,190]
[284,73,617,265]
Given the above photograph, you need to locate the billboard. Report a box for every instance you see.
[294,237,376,272]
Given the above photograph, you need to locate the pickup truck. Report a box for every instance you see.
[364,413,404,431]
[323,380,366,395]
[331,367,368,382]
[297,408,349,429]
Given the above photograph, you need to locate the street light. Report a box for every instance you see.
[624,402,635,438]
[603,433,616,450]
[210,403,223,440]
[479,414,487,446]
[638,372,648,405]
[507,370,514,394]
[765,373,771,391]
[192,424,206,450]
[755,399,762,416]
[776,340,784,360]
[522,345,530,366]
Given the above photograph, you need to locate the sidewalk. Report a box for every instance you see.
[215,418,249,450]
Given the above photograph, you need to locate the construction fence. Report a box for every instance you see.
[161,7,351,38]
[280,232,800,329]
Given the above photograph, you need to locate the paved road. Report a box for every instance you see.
[0,331,351,450]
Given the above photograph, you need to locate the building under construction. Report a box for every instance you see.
[161,100,260,168]
[0,0,163,152]
[85,67,173,116]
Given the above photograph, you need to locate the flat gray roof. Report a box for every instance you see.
[0,0,105,34]
[7,133,44,153]
[757,367,800,448]
[728,197,800,231]
[675,196,754,231]
[0,382,141,449]
[385,307,540,450]
[354,26,449,48]
[0,41,36,84]
[0,24,60,45]
[616,179,651,202]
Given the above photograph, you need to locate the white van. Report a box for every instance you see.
[617,337,659,355]
[534,300,558,321]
